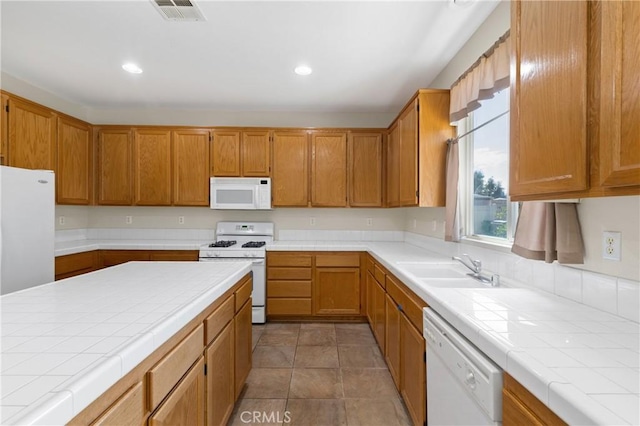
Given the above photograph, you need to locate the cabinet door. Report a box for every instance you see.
[234,299,252,400]
[349,133,382,207]
[242,131,270,176]
[97,129,133,205]
[149,250,198,261]
[398,101,418,206]
[400,314,425,426]
[385,294,400,389]
[99,250,150,268]
[57,116,91,205]
[1,94,8,165]
[595,0,640,188]
[311,132,347,207]
[313,267,360,315]
[149,357,205,426]
[133,129,172,206]
[386,124,400,207]
[173,130,210,206]
[206,321,234,426]
[211,131,240,176]
[373,280,386,352]
[510,0,588,197]
[7,97,56,170]
[272,131,309,207]
[366,272,376,326]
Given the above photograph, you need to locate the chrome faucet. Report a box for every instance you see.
[452,254,482,275]
[452,254,500,287]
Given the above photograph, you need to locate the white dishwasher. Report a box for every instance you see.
[423,308,503,425]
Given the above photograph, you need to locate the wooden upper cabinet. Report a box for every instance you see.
[272,131,309,207]
[0,94,7,165]
[133,129,172,206]
[173,129,210,206]
[510,0,589,197]
[97,129,133,205]
[386,124,400,207]
[211,130,241,176]
[311,132,347,207]
[57,116,91,205]
[7,97,56,170]
[398,101,418,206]
[242,130,270,176]
[592,0,640,189]
[349,132,382,207]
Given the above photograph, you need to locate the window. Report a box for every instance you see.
[458,88,518,243]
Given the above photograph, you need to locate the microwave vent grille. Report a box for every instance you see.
[150,0,206,21]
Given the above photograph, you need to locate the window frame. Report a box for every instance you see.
[457,94,518,248]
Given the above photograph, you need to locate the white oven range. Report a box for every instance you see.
[198,221,273,324]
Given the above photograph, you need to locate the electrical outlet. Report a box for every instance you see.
[432,220,437,231]
[602,231,621,261]
[178,216,185,225]
[309,217,316,226]
[366,218,373,227]
[58,216,65,225]
[412,219,417,229]
[125,216,133,225]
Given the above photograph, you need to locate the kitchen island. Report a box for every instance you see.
[0,261,252,425]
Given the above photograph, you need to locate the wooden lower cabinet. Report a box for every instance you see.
[385,293,401,389]
[234,299,252,400]
[149,250,199,261]
[313,267,361,315]
[55,251,99,280]
[503,373,567,425]
[91,382,145,426]
[373,279,386,351]
[205,321,234,426]
[400,313,426,426]
[148,357,205,426]
[100,250,151,268]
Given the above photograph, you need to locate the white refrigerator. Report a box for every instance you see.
[0,166,55,295]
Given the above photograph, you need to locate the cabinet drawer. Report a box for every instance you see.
[366,256,375,274]
[315,253,360,268]
[386,274,426,331]
[91,381,145,426]
[403,295,426,332]
[267,281,312,298]
[267,267,312,280]
[267,253,312,267]
[235,277,252,312]
[204,295,234,346]
[56,251,97,276]
[374,264,386,286]
[267,298,312,315]
[385,275,404,306]
[148,324,204,410]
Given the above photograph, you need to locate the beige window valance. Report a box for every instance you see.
[449,30,510,123]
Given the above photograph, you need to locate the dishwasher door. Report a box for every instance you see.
[423,308,502,425]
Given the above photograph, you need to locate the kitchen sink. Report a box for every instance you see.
[395,262,468,279]
[419,278,498,289]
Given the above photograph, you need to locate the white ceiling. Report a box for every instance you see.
[1,0,499,113]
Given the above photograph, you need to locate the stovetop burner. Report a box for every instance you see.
[242,241,267,248]
[208,240,237,248]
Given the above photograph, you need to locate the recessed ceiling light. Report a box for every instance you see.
[122,63,143,74]
[294,65,312,76]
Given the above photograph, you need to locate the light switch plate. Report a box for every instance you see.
[602,231,621,261]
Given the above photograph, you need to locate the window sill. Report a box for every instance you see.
[460,236,513,254]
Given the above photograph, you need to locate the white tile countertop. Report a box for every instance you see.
[48,238,640,424]
[0,261,252,425]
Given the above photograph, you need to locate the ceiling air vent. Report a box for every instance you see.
[151,0,206,21]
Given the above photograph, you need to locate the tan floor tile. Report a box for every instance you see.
[286,399,347,426]
[297,328,337,346]
[341,368,398,398]
[300,323,335,330]
[338,345,386,368]
[289,368,343,399]
[253,346,296,368]
[294,346,339,368]
[335,325,376,346]
[257,332,299,346]
[344,397,412,426]
[252,326,266,351]
[243,368,292,399]
[265,323,301,333]
[228,399,287,426]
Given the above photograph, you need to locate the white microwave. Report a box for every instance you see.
[210,177,271,210]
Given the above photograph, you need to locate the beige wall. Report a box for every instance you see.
[56,206,406,232]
